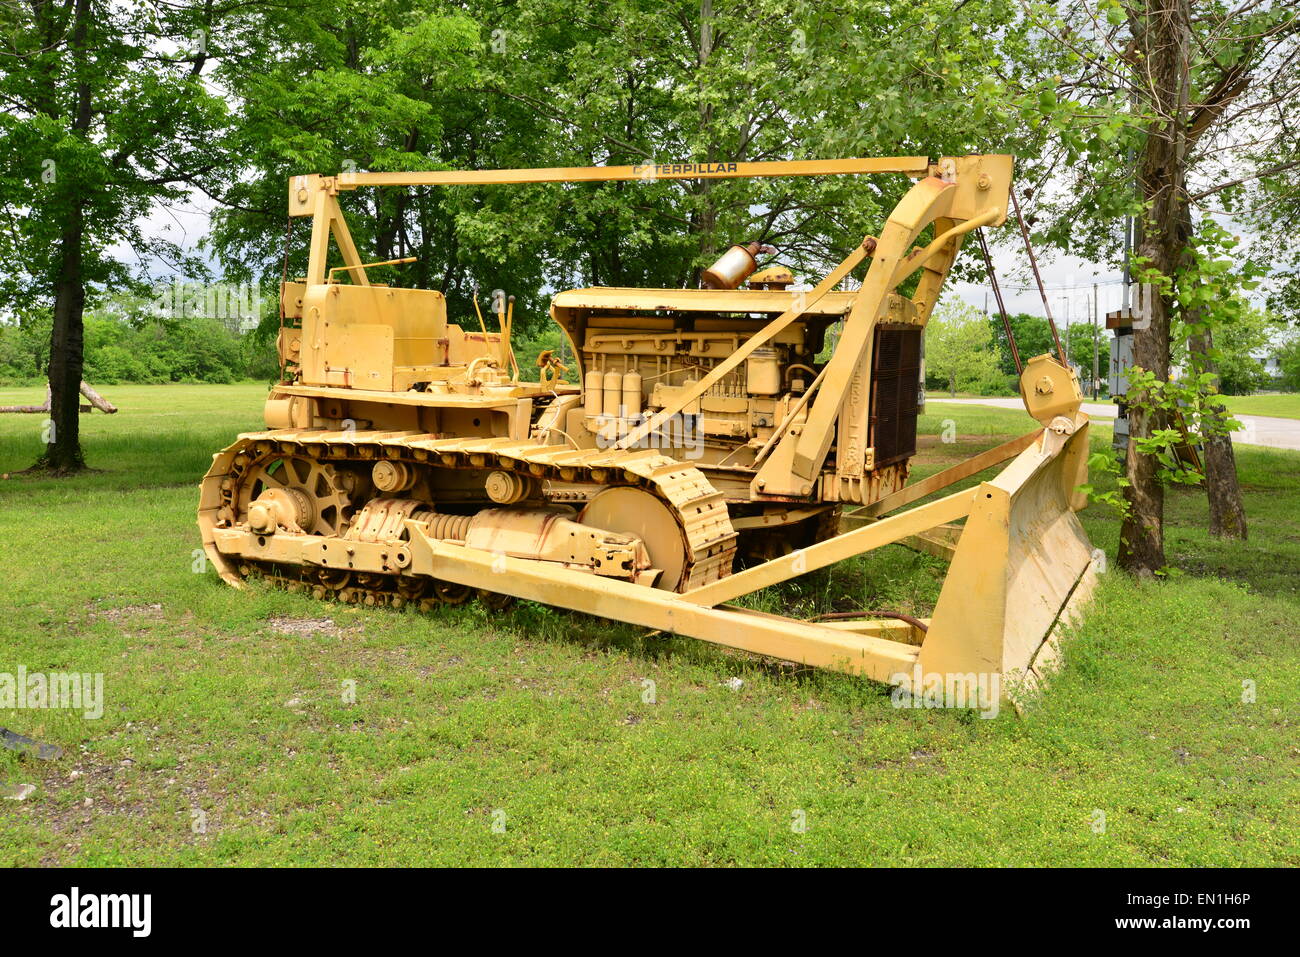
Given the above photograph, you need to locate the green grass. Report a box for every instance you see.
[1217,393,1300,420]
[922,390,1300,422]
[0,384,1296,865]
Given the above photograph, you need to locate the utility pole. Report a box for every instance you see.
[1092,283,1100,400]
[1121,212,1132,310]
[1060,295,1071,365]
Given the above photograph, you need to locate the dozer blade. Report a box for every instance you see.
[395,417,1097,701]
[917,417,1097,697]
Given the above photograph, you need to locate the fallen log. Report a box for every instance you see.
[0,383,50,414]
[79,381,117,413]
[0,382,117,414]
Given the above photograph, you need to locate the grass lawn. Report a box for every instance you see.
[0,383,1296,866]
[1218,393,1300,420]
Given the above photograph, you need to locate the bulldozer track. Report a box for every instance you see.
[199,428,737,606]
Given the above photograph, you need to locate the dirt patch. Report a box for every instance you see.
[266,616,344,638]
[23,742,238,865]
[89,602,163,624]
[12,464,105,479]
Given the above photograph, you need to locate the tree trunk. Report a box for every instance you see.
[37,212,88,473]
[1118,0,1192,577]
[1119,232,1177,573]
[1119,400,1166,575]
[689,0,720,261]
[32,0,93,475]
[1201,424,1247,538]
[1187,329,1247,538]
[1173,158,1248,541]
[1118,281,1169,576]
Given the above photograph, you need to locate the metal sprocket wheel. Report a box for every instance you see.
[238,455,352,535]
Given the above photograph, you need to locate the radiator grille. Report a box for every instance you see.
[869,324,922,468]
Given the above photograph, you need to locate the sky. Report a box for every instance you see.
[948,250,1130,329]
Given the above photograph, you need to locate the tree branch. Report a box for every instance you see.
[1189,158,1300,202]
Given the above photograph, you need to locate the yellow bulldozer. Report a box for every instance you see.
[198,155,1098,702]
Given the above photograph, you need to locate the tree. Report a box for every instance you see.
[988,312,1058,377]
[926,298,1003,396]
[1019,0,1299,571]
[1279,335,1300,390]
[208,0,1067,334]
[1066,319,1101,381]
[1278,337,1300,392]
[205,2,498,324]
[1171,281,1275,407]
[0,306,51,382]
[0,0,229,472]
[1190,304,1271,397]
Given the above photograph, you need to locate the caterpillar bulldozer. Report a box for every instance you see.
[198,155,1098,699]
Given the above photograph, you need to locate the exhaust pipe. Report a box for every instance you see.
[700,241,777,289]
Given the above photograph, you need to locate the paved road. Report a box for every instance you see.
[926,396,1300,451]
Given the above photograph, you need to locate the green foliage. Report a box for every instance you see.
[78,314,272,386]
[1278,338,1300,392]
[1078,451,1130,519]
[1199,309,1271,396]
[987,313,1057,376]
[1173,223,1268,395]
[925,298,1003,394]
[1123,366,1235,488]
[0,308,51,383]
[1159,226,1281,396]
[206,0,1067,334]
[988,311,1104,392]
[0,1,231,313]
[1021,1,1295,281]
[1065,319,1103,373]
[1105,223,1267,498]
[0,304,277,387]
